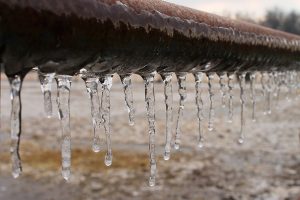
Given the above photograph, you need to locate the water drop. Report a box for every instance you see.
[120,74,135,126]
[80,69,102,153]
[100,75,113,166]
[194,72,205,148]
[8,75,23,178]
[227,73,234,123]
[56,75,72,181]
[238,73,246,144]
[207,72,215,131]
[174,72,187,150]
[161,72,173,160]
[143,72,157,187]
[249,72,256,122]
[38,70,55,118]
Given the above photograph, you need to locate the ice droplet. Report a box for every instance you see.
[56,75,72,181]
[207,72,215,131]
[8,75,23,178]
[238,73,246,144]
[100,75,113,166]
[143,72,157,187]
[174,72,187,150]
[249,72,256,122]
[227,73,234,123]
[80,69,102,153]
[218,72,227,108]
[194,72,205,148]
[38,70,55,118]
[120,74,135,126]
[161,72,173,160]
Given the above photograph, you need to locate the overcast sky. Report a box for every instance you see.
[166,0,300,19]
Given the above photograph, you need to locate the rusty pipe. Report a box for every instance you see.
[0,0,300,76]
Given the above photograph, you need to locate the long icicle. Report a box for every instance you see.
[266,72,274,115]
[249,72,256,122]
[174,72,187,150]
[120,74,135,126]
[161,72,173,160]
[80,70,102,153]
[8,75,23,178]
[276,72,284,107]
[227,73,234,123]
[101,74,113,166]
[238,73,246,144]
[56,75,72,181]
[143,72,157,187]
[261,72,268,115]
[218,72,227,108]
[38,70,55,118]
[207,72,215,131]
[194,72,204,148]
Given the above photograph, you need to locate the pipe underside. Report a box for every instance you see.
[0,0,300,76]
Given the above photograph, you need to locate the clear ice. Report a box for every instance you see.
[161,72,173,160]
[101,75,113,167]
[207,72,215,131]
[266,72,274,115]
[227,73,234,123]
[80,69,102,153]
[174,72,187,150]
[120,74,135,126]
[261,72,269,115]
[8,75,23,178]
[38,70,55,118]
[249,72,256,122]
[143,72,157,187]
[238,73,246,144]
[194,72,205,148]
[56,75,72,181]
[218,72,227,108]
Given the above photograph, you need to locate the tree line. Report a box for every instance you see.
[235,8,300,35]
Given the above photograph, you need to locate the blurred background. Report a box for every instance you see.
[169,0,300,35]
[0,1,300,200]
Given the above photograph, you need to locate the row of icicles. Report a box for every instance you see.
[7,69,299,186]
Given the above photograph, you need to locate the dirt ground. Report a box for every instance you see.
[0,72,299,200]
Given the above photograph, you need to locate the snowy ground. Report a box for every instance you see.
[0,72,299,200]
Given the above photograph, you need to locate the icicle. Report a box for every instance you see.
[100,75,113,167]
[174,72,187,150]
[261,72,268,115]
[249,72,256,122]
[218,72,227,108]
[227,73,234,123]
[56,75,72,181]
[8,75,23,178]
[120,74,135,126]
[80,69,102,153]
[275,72,283,107]
[143,72,157,187]
[266,72,274,115]
[160,72,173,160]
[285,71,292,102]
[38,70,55,118]
[194,72,204,148]
[238,73,246,144]
[273,72,279,98]
[207,72,215,131]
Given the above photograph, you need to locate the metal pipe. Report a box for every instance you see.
[1,0,300,76]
